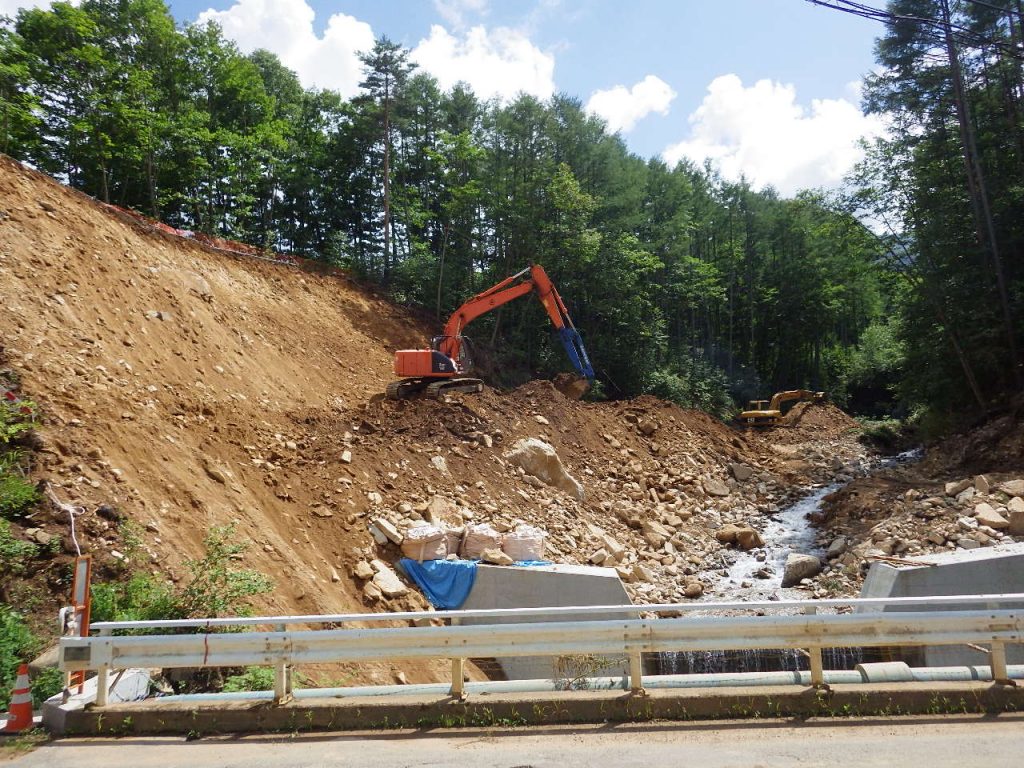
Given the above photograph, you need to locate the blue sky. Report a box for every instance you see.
[2,0,889,194]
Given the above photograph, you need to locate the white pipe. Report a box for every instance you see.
[148,664,1024,704]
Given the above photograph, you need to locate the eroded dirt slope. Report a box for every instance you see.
[1,155,870,684]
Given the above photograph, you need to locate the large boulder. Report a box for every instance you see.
[715,524,763,550]
[505,438,584,500]
[729,463,754,482]
[998,479,1024,497]
[371,565,408,598]
[826,536,848,559]
[781,553,821,587]
[1008,509,1024,537]
[643,519,672,548]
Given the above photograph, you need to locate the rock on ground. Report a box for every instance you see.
[782,553,822,587]
[504,438,584,500]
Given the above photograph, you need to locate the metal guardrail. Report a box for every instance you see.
[60,594,1024,706]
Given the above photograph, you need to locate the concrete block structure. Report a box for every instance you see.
[859,543,1024,666]
[458,563,634,682]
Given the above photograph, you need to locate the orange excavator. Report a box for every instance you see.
[738,389,825,426]
[387,264,595,399]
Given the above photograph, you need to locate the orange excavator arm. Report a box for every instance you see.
[389,264,594,399]
[437,265,587,374]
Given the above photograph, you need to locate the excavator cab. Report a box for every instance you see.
[431,334,473,374]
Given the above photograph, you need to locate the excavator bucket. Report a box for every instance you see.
[553,372,591,400]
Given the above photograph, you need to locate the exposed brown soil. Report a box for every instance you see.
[0,155,873,686]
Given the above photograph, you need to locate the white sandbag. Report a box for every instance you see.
[401,524,447,562]
[501,523,547,562]
[460,523,502,559]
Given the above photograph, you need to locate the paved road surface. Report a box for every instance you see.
[11,716,1024,767]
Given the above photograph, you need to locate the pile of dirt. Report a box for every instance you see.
[0,155,870,685]
[782,400,860,438]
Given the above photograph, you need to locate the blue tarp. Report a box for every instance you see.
[399,558,478,609]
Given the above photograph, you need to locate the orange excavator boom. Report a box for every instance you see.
[388,264,593,399]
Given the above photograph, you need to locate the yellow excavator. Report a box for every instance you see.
[738,389,825,427]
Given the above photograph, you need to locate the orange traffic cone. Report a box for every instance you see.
[2,664,33,733]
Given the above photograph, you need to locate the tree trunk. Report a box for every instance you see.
[941,0,1021,387]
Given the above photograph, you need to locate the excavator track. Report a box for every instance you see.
[386,379,428,400]
[386,378,484,400]
[425,378,484,398]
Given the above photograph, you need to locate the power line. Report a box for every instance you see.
[805,0,1024,61]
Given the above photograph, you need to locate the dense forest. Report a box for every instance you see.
[1,0,1021,430]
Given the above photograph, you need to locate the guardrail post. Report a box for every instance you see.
[801,605,826,688]
[94,666,109,707]
[273,623,292,703]
[808,647,824,688]
[990,641,1011,685]
[93,627,112,707]
[450,657,466,699]
[629,652,644,695]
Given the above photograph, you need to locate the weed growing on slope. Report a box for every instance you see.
[91,523,273,626]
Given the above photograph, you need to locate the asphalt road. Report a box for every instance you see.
[9,715,1024,767]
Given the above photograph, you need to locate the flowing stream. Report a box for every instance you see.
[657,449,922,676]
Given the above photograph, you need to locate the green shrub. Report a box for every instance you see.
[0,473,40,519]
[90,573,180,624]
[858,418,903,451]
[174,524,273,619]
[222,666,276,692]
[222,665,307,693]
[0,519,38,574]
[91,523,273,627]
[31,666,64,707]
[645,359,734,418]
[0,397,36,446]
[0,605,38,710]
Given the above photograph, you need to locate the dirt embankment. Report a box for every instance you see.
[1,155,871,685]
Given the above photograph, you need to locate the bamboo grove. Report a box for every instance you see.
[3,0,1020,428]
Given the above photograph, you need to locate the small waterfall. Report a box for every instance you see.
[655,646,865,675]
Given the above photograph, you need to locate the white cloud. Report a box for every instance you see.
[434,0,488,30]
[197,0,374,98]
[663,74,885,195]
[411,24,555,102]
[193,1,552,105]
[0,0,76,17]
[586,75,676,134]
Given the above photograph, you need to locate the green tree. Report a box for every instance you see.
[358,37,414,285]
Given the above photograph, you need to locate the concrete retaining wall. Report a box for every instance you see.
[860,543,1024,666]
[458,563,633,681]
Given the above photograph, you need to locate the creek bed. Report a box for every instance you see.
[653,449,922,676]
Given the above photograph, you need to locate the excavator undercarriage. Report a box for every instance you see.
[386,377,485,400]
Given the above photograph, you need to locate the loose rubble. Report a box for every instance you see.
[817,461,1024,596]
